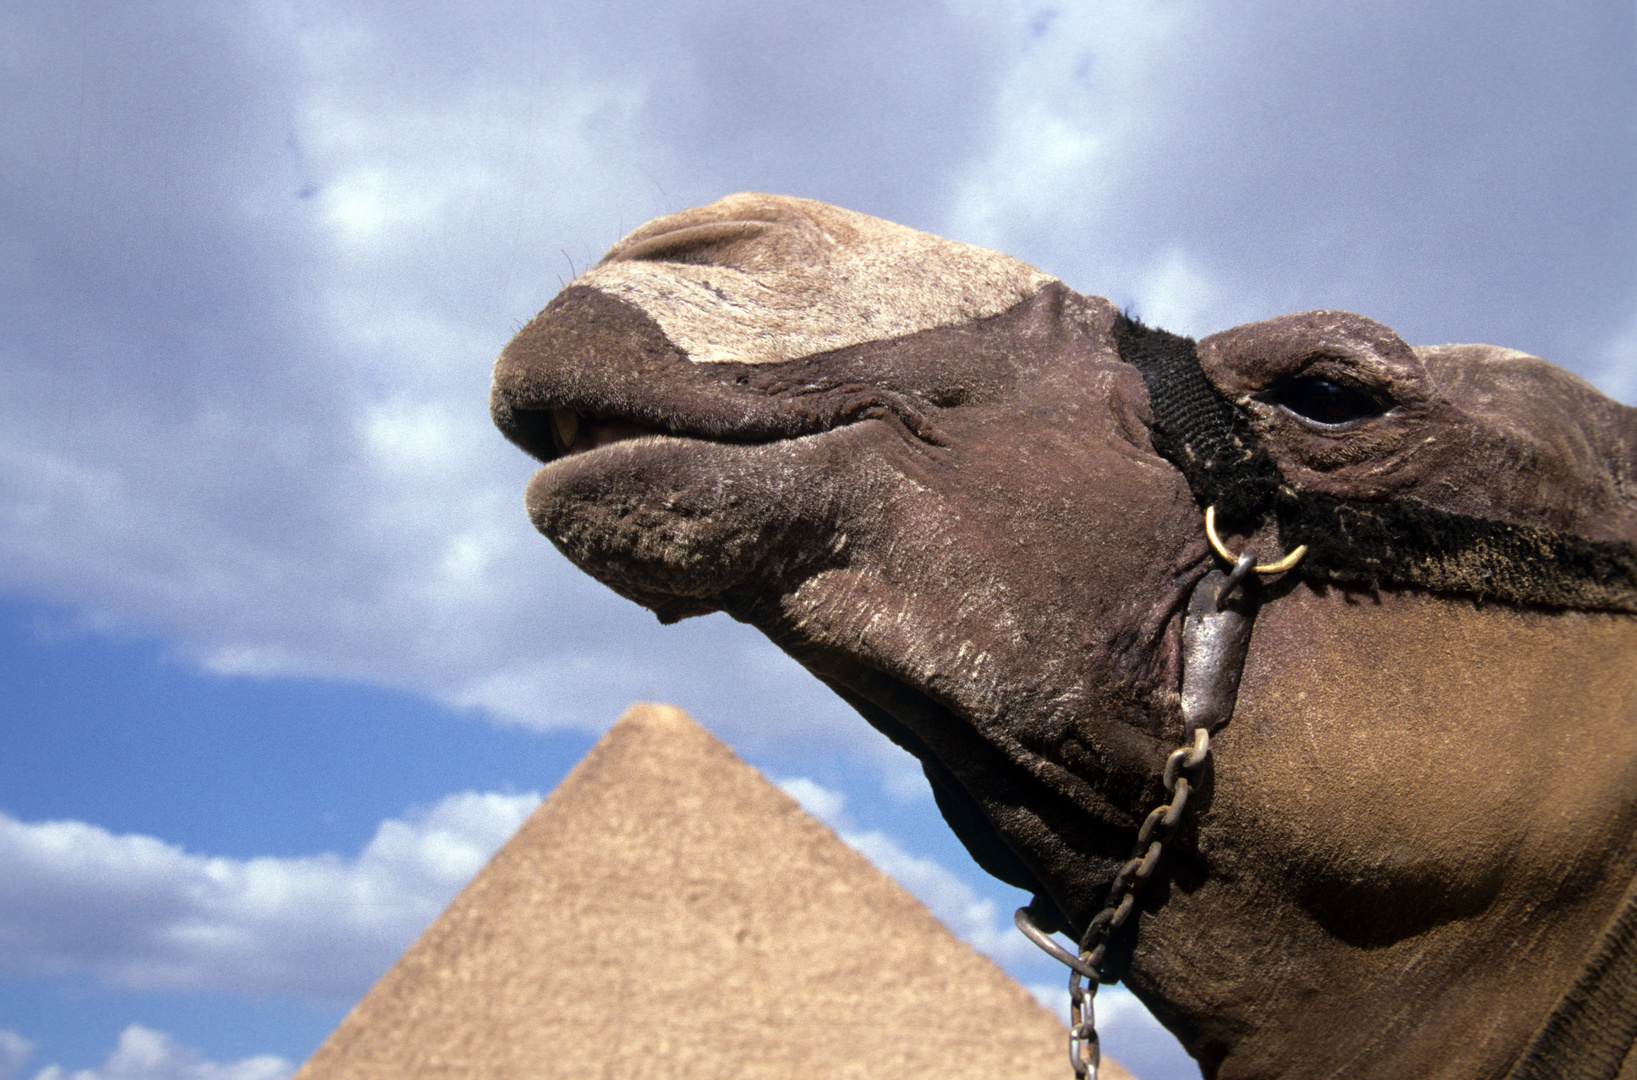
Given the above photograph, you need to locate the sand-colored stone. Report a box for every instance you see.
[295,702,1135,1079]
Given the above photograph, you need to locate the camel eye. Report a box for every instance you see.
[1267,376,1387,427]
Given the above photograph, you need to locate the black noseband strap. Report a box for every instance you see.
[1112,312,1284,527]
[1113,314,1637,615]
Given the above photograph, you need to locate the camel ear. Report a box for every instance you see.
[1414,343,1637,543]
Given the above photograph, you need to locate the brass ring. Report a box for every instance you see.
[1204,506,1308,575]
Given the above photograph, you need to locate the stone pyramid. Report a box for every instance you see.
[294,702,1135,1079]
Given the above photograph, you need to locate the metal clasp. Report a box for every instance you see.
[1204,505,1307,575]
[1015,907,1100,981]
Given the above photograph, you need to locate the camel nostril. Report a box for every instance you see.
[605,220,770,265]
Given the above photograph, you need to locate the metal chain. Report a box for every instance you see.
[1018,535,1262,1080]
[1016,725,1211,1080]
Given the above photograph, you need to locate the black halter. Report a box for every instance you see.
[1113,313,1637,1080]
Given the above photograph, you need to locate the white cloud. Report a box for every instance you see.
[1025,982,1188,1078]
[945,0,1199,253]
[945,1,1636,386]
[1129,247,1240,342]
[880,763,935,804]
[777,777,850,826]
[941,1,1281,342]
[0,792,538,1004]
[0,0,743,750]
[0,0,1028,780]
[0,1031,34,1080]
[26,1026,290,1080]
[0,1,1627,800]
[1591,303,1637,406]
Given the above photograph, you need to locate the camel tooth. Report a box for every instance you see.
[551,409,581,455]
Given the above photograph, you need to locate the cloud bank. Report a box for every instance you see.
[0,0,1626,771]
[5,1026,290,1080]
[0,792,537,1004]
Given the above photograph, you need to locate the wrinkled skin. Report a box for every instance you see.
[491,194,1637,1080]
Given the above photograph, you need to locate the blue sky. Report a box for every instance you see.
[0,3,1631,1079]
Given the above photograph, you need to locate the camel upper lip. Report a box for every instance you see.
[490,274,956,467]
[493,352,942,466]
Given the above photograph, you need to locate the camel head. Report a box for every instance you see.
[491,194,1637,1079]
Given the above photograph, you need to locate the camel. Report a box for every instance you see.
[490,193,1637,1080]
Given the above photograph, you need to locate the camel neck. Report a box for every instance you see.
[1507,867,1637,1080]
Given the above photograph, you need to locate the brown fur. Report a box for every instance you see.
[491,194,1637,1079]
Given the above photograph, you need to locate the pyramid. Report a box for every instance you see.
[294,702,1136,1079]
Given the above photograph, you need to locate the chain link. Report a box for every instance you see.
[1018,725,1211,1080]
[1019,550,1253,1080]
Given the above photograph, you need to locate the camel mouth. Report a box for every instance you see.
[499,400,855,471]
[506,407,669,462]
[493,350,935,470]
